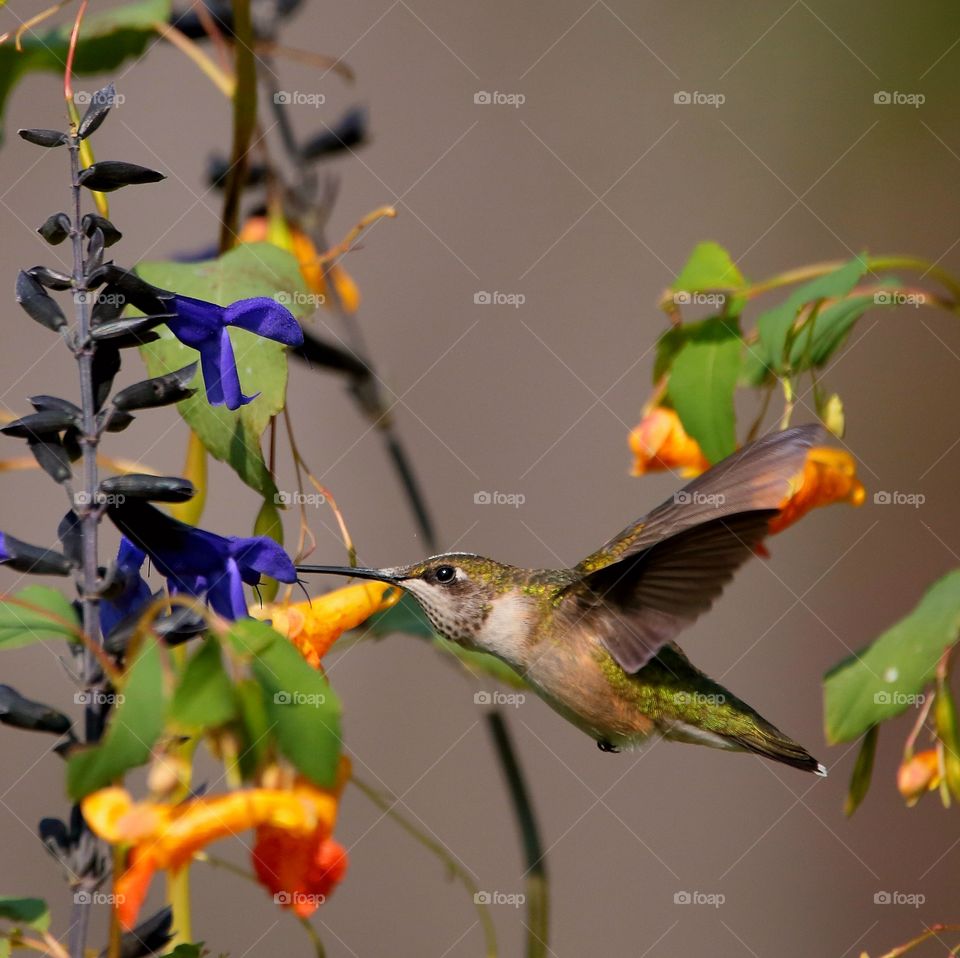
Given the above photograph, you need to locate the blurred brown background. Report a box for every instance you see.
[2,1,960,955]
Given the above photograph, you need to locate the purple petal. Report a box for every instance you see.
[207,558,248,619]
[224,297,303,347]
[198,330,257,409]
[0,532,8,564]
[116,537,146,575]
[229,536,297,584]
[167,295,225,348]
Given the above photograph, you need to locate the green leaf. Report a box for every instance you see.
[757,255,867,371]
[0,897,49,932]
[0,586,79,648]
[672,241,745,293]
[160,944,204,958]
[226,618,279,657]
[247,625,341,787]
[169,639,237,731]
[844,725,878,816]
[0,0,170,143]
[824,570,960,744]
[234,678,271,781]
[652,326,688,383]
[366,593,433,638]
[739,340,774,387]
[666,316,741,463]
[67,637,164,798]
[789,280,901,373]
[137,243,312,498]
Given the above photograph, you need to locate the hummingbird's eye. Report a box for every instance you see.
[434,565,456,583]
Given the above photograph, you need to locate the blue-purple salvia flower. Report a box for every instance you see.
[99,538,152,638]
[166,295,303,410]
[108,501,297,620]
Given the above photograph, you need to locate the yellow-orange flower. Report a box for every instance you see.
[82,758,350,928]
[254,581,399,668]
[239,216,360,314]
[628,407,709,477]
[768,446,865,535]
[897,749,941,806]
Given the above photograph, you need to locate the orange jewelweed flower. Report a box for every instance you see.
[768,446,865,536]
[252,824,348,918]
[628,407,709,477]
[239,216,361,314]
[254,581,399,668]
[897,749,941,806]
[82,758,349,928]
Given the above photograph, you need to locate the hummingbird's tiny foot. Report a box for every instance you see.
[597,739,619,753]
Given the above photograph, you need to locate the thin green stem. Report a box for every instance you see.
[167,867,192,947]
[486,713,548,958]
[298,917,327,958]
[219,0,256,251]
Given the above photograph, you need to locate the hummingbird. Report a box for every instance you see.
[298,425,826,775]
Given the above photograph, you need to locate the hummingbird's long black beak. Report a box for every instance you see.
[296,564,402,585]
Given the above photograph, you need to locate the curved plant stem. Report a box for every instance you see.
[298,917,327,958]
[154,20,235,97]
[351,774,498,957]
[219,0,256,251]
[486,713,547,958]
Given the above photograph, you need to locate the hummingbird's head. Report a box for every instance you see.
[297,553,526,647]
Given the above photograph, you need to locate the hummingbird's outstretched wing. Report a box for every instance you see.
[567,425,822,673]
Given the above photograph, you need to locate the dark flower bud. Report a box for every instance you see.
[77,83,116,140]
[27,265,73,290]
[40,807,106,886]
[18,128,68,148]
[99,906,173,958]
[86,228,105,273]
[77,161,165,192]
[38,213,72,246]
[91,344,121,411]
[91,313,170,343]
[16,271,66,332]
[100,474,195,503]
[207,155,267,190]
[28,438,72,484]
[81,213,122,247]
[29,395,82,418]
[301,106,367,160]
[96,409,135,433]
[112,364,198,411]
[0,685,72,735]
[57,511,83,565]
[104,602,207,656]
[61,428,82,462]
[0,532,74,575]
[1,409,79,439]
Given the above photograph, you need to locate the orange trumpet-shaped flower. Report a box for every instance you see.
[628,407,709,477]
[254,581,399,668]
[239,216,361,314]
[768,446,865,536]
[253,825,348,918]
[897,749,941,806]
[82,759,349,928]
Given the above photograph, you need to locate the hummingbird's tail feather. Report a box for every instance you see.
[646,645,827,775]
[723,724,827,776]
